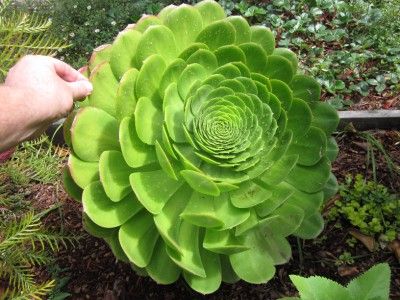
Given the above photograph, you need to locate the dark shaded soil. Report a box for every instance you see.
[22,130,400,299]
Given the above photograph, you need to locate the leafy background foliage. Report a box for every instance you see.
[13,0,400,109]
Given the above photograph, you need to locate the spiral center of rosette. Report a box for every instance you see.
[186,80,276,173]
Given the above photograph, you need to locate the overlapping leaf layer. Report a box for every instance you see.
[64,0,339,294]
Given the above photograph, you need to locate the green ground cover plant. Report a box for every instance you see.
[219,0,400,109]
[329,174,400,243]
[64,0,339,294]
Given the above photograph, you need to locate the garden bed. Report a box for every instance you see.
[21,130,398,299]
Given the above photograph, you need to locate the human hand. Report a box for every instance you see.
[5,55,93,123]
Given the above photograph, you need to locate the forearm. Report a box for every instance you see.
[0,85,49,151]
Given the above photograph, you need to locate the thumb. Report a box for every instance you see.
[67,80,93,100]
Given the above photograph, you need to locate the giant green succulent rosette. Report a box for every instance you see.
[64,0,339,294]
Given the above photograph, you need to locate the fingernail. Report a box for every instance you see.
[84,81,93,95]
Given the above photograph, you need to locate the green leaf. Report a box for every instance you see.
[260,155,299,186]
[71,107,119,162]
[68,153,99,189]
[104,233,129,262]
[119,117,157,168]
[264,55,294,83]
[230,229,275,284]
[239,43,267,73]
[219,255,239,283]
[259,203,304,237]
[181,192,224,228]
[180,170,220,196]
[290,275,350,300]
[196,20,236,51]
[89,44,112,71]
[134,15,162,33]
[146,239,181,284]
[227,16,251,44]
[323,173,338,201]
[155,141,179,181]
[255,183,294,217]
[293,212,324,239]
[231,181,272,208]
[290,75,321,103]
[270,79,293,111]
[163,83,186,143]
[273,48,298,74]
[250,25,275,55]
[63,167,82,201]
[183,249,222,294]
[195,0,226,26]
[347,263,390,300]
[129,170,183,214]
[166,220,206,277]
[203,229,248,255]
[82,181,142,228]
[115,68,139,120]
[134,97,163,145]
[134,25,178,66]
[163,4,203,52]
[215,45,246,66]
[99,150,132,202]
[286,98,312,138]
[178,63,208,99]
[286,157,331,193]
[109,29,141,80]
[309,102,339,135]
[326,137,339,161]
[159,59,187,97]
[88,62,118,116]
[136,54,166,101]
[187,49,218,73]
[286,127,327,166]
[82,213,116,239]
[119,210,159,267]
[153,184,191,253]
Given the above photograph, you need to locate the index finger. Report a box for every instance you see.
[52,58,89,82]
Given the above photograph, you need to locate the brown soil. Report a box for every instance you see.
[11,130,400,299]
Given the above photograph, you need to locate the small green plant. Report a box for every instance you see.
[329,174,400,243]
[335,251,355,266]
[64,0,339,294]
[280,263,391,300]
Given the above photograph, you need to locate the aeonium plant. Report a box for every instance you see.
[63,0,339,294]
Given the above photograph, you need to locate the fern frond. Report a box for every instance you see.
[0,2,70,80]
[12,280,55,300]
[33,232,79,252]
[0,212,41,251]
[0,259,36,291]
[24,250,54,266]
[0,12,52,34]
